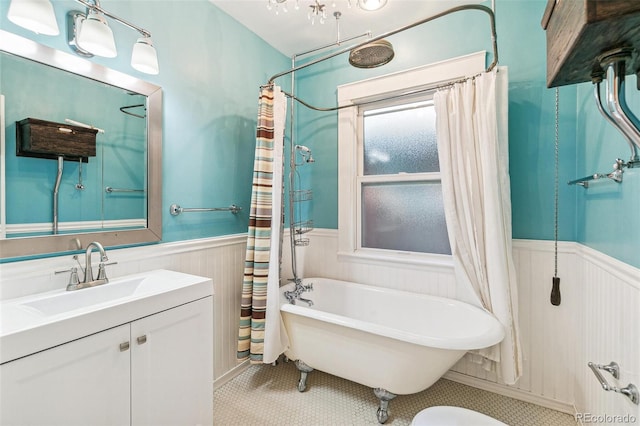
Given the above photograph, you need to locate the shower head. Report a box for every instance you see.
[348,39,395,69]
[295,145,315,163]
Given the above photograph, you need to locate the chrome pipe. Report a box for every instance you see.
[53,156,64,235]
[74,0,152,37]
[594,82,638,161]
[285,23,367,283]
[289,54,299,281]
[296,31,371,59]
[600,51,640,164]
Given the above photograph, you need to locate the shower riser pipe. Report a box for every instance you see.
[288,53,299,281]
[287,24,367,283]
[53,156,64,235]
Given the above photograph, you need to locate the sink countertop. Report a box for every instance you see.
[0,269,213,364]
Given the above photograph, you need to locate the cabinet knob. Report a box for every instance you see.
[119,341,130,352]
[137,335,147,345]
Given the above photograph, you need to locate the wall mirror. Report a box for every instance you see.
[0,30,162,260]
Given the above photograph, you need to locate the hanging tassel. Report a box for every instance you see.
[551,276,561,306]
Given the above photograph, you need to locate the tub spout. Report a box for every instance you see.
[297,297,314,306]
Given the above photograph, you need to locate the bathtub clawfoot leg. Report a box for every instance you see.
[374,388,396,424]
[294,360,314,392]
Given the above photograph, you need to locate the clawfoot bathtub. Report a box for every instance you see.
[280,278,504,424]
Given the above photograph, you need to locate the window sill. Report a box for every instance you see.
[337,249,453,270]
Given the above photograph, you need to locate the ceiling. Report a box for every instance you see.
[209,0,485,57]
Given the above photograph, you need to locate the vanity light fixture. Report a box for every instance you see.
[7,0,59,35]
[69,0,159,74]
[7,0,159,74]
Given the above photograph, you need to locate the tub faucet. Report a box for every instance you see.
[284,278,314,306]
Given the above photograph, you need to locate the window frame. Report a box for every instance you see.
[337,51,486,267]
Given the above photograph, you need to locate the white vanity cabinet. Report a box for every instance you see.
[131,297,213,425]
[0,324,131,425]
[0,296,213,426]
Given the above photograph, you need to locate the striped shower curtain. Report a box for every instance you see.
[237,85,289,364]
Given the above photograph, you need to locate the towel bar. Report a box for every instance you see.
[588,361,639,405]
[568,158,626,188]
[105,187,145,193]
[169,204,242,215]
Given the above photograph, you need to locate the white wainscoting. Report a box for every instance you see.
[574,245,640,423]
[2,230,638,420]
[442,240,580,414]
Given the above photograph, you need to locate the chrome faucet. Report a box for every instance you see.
[84,241,109,284]
[284,278,314,306]
[66,242,110,291]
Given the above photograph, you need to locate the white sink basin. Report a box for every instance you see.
[21,277,144,316]
[0,269,213,364]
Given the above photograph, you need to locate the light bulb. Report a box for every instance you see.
[76,12,117,58]
[131,37,159,75]
[359,0,388,11]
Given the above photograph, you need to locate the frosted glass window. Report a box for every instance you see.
[363,102,439,175]
[361,182,451,255]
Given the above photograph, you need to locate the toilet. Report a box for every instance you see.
[411,406,508,426]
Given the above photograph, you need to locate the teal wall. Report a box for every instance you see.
[1,0,289,246]
[291,0,639,269]
[2,1,638,268]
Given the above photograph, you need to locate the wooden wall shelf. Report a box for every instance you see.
[542,0,640,88]
[16,118,97,162]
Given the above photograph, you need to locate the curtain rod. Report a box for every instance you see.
[280,71,485,112]
[267,4,498,85]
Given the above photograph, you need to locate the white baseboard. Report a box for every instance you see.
[443,371,576,415]
[214,360,250,391]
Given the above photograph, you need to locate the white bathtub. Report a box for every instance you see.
[280,277,504,422]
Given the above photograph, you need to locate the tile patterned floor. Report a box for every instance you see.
[213,360,576,425]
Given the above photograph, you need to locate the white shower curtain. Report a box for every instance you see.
[434,67,523,384]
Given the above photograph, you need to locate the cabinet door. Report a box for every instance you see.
[0,325,131,426]
[131,297,213,426]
